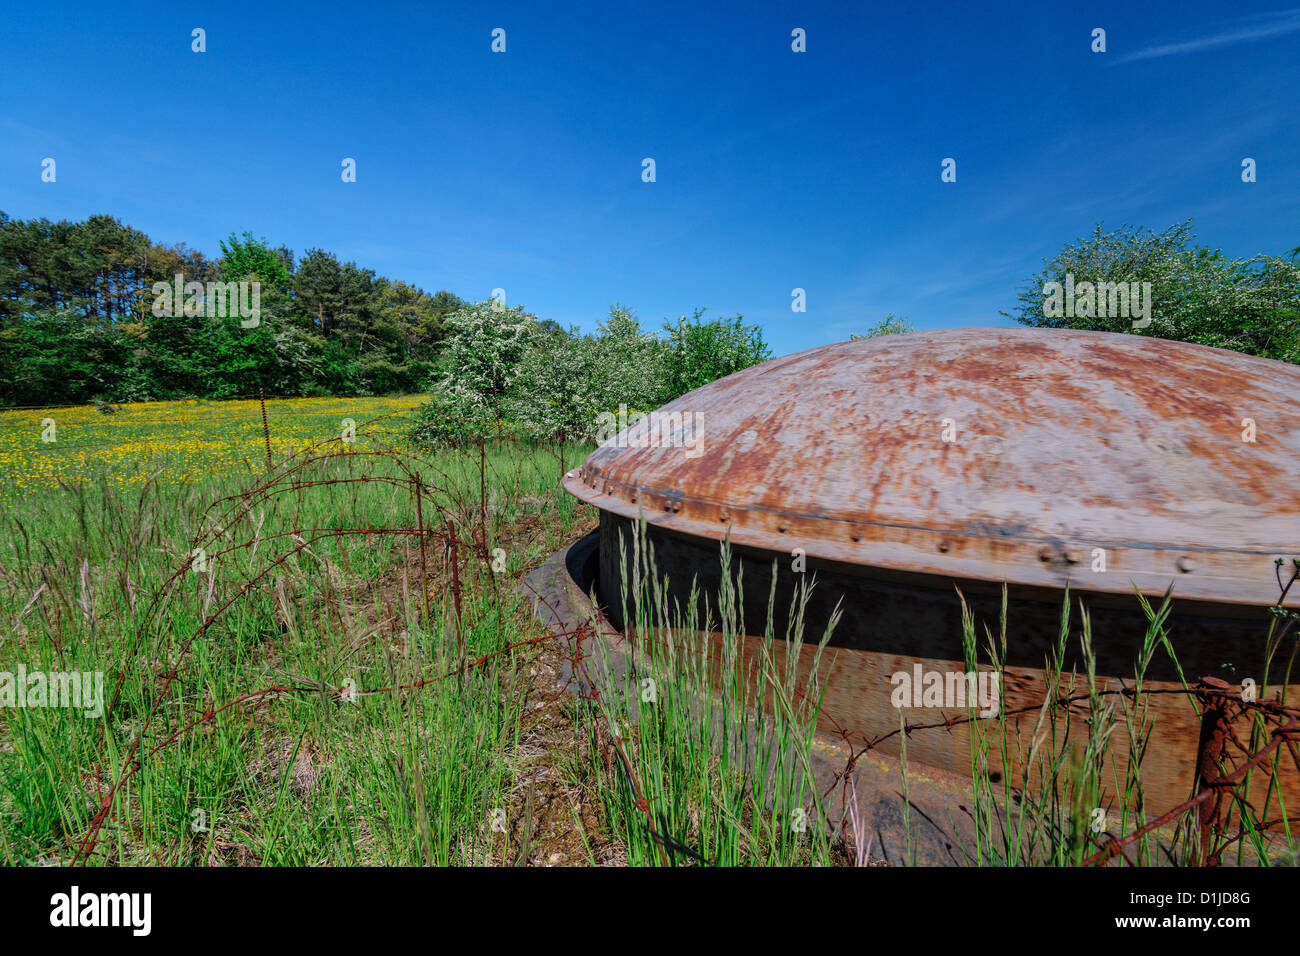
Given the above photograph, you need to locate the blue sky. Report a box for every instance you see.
[1,1,1297,357]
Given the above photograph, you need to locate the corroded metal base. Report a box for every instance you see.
[526,530,982,866]
[597,511,1300,817]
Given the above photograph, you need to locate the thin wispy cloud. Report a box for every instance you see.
[1116,9,1300,63]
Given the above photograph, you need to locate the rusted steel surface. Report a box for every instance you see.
[563,328,1300,609]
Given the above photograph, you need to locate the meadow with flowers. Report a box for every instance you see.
[0,396,425,499]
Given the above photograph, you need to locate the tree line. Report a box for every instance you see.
[0,211,774,425]
[4,211,1294,416]
[0,211,466,405]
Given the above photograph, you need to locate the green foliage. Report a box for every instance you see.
[1005,220,1300,363]
[411,302,542,445]
[510,329,605,442]
[0,310,137,405]
[589,305,672,409]
[218,232,291,292]
[0,211,467,405]
[1,211,772,412]
[375,279,458,359]
[661,308,771,395]
[0,212,153,323]
[413,304,771,447]
[850,313,914,339]
[497,306,675,443]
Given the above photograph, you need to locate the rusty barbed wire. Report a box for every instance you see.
[69,410,605,864]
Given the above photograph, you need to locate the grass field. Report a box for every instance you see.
[0,396,846,866]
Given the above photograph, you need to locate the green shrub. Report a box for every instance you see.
[412,304,771,448]
[1005,220,1300,363]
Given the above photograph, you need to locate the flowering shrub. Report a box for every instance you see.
[412,303,768,446]
[1007,220,1300,364]
[411,302,538,445]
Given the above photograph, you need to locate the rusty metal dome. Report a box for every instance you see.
[564,328,1300,609]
